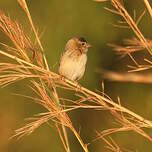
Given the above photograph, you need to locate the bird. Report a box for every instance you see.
[59,37,91,81]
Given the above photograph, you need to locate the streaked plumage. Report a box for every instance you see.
[59,37,91,81]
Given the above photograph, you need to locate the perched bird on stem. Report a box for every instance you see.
[59,37,91,81]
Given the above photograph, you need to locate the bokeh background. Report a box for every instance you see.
[0,0,152,151]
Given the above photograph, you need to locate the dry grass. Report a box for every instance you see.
[98,0,152,73]
[97,68,152,83]
[0,0,152,151]
[95,0,152,88]
[94,0,152,150]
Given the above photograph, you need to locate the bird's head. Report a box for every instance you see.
[65,37,91,54]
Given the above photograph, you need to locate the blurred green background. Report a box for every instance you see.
[1,0,152,151]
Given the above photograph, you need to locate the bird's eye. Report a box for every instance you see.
[81,42,86,46]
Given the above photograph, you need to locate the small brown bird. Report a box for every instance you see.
[59,37,91,81]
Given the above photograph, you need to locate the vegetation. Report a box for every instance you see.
[0,0,152,151]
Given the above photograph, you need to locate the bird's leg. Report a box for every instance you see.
[60,75,65,81]
[59,75,82,92]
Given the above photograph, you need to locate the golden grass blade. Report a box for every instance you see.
[17,0,43,52]
[97,69,152,84]
[111,0,152,55]
[17,0,49,70]
[143,0,152,19]
[56,124,70,152]
[0,12,31,62]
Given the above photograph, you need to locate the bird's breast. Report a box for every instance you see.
[59,53,87,81]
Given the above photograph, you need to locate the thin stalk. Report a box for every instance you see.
[111,0,152,55]
[62,124,70,152]
[72,128,88,152]
[17,0,49,71]
[143,0,152,19]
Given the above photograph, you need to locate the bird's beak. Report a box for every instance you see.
[86,43,92,48]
